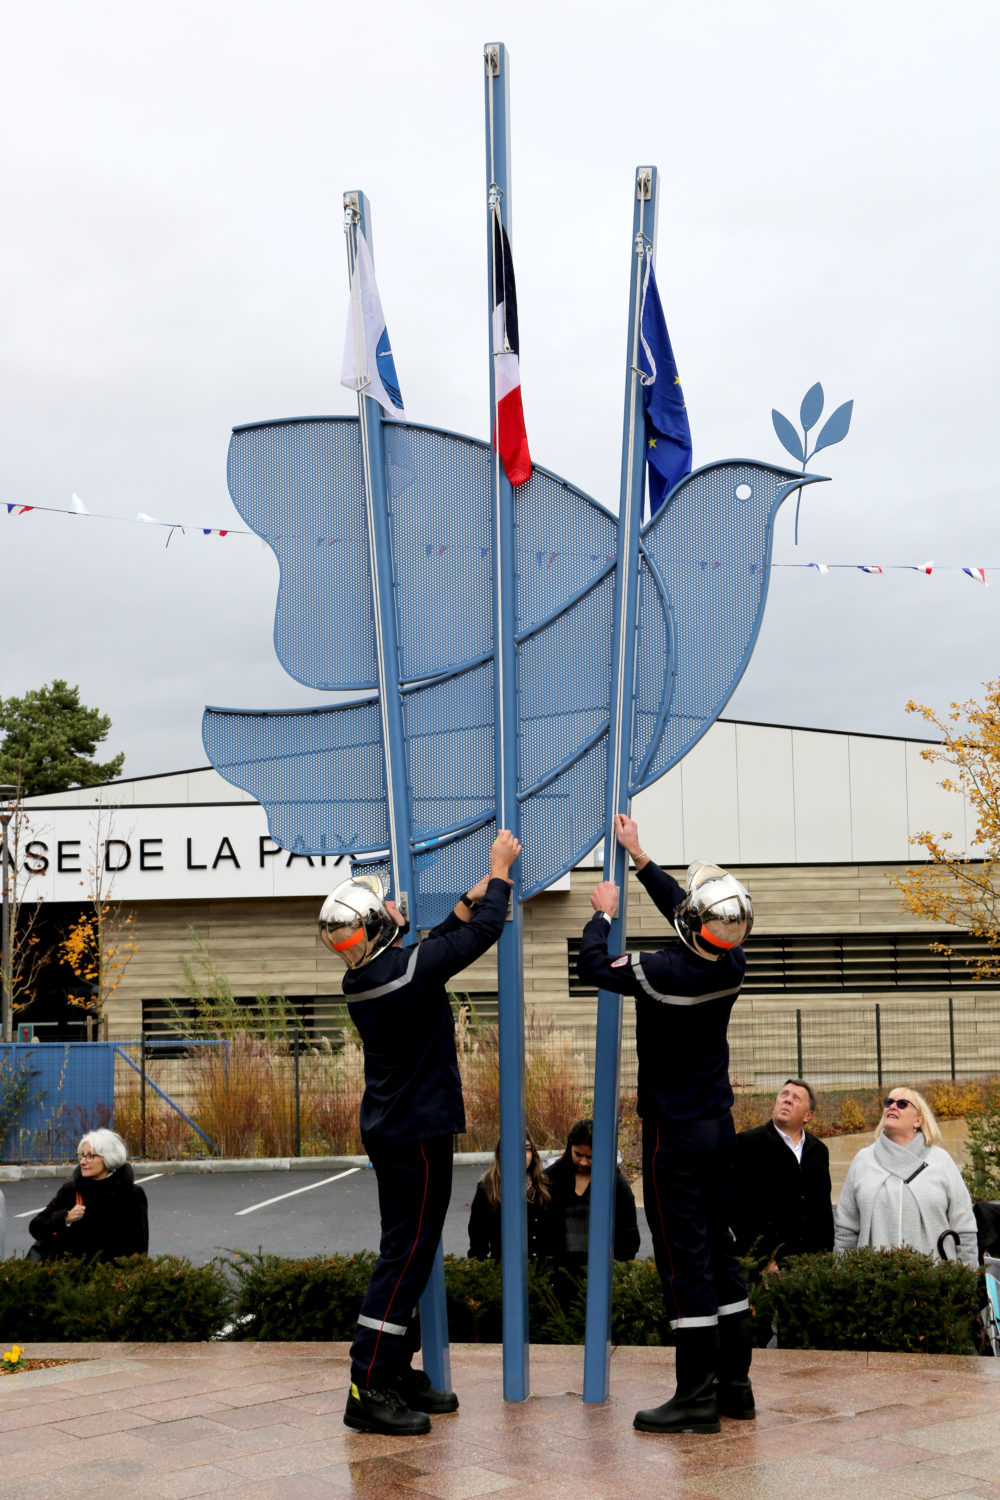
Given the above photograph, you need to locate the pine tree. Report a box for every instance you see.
[0,680,124,795]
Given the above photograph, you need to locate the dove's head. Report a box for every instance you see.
[739,463,829,544]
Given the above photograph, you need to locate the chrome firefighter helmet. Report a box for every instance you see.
[673,862,753,961]
[319,874,399,969]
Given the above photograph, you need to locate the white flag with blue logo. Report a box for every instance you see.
[341,232,405,419]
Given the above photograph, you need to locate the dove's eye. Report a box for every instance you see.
[735,483,752,500]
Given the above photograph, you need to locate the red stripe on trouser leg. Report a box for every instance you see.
[365,1144,431,1386]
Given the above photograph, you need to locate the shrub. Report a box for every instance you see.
[834,1095,869,1134]
[752,1248,981,1355]
[924,1079,989,1119]
[113,1085,204,1161]
[444,1255,505,1342]
[188,1034,301,1158]
[964,1100,1000,1199]
[228,1252,669,1346]
[0,1256,230,1341]
[300,1039,367,1157]
[456,1007,596,1154]
[227,1251,377,1340]
[0,1058,43,1157]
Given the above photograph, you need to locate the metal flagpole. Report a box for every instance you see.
[342,191,451,1393]
[484,40,530,1402]
[582,166,659,1405]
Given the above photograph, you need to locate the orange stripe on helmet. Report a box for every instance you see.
[332,927,366,953]
[698,928,737,950]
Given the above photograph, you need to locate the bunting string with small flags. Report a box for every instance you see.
[0,495,994,586]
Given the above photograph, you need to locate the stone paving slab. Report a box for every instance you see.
[2,1341,998,1498]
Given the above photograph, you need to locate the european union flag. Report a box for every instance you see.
[639,258,692,517]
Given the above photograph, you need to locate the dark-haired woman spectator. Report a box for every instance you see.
[542,1118,640,1265]
[29,1129,148,1263]
[468,1133,551,1259]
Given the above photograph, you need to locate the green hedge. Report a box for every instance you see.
[751,1248,983,1355]
[0,1250,984,1353]
[224,1254,671,1345]
[0,1255,231,1341]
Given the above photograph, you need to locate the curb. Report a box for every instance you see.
[0,1152,496,1181]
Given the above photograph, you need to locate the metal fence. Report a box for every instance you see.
[3,994,1000,1162]
[593,995,1000,1100]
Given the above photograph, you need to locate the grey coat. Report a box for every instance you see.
[834,1132,978,1268]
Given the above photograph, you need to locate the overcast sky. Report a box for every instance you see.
[3,1,998,782]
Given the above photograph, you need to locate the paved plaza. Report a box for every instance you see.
[1,1341,999,1498]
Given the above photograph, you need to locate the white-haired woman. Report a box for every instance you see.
[834,1087,977,1267]
[29,1129,148,1263]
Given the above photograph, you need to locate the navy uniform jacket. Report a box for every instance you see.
[577,862,745,1125]
[730,1121,834,1261]
[342,878,511,1144]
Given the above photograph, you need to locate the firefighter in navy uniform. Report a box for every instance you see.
[578,813,754,1436]
[319,829,520,1437]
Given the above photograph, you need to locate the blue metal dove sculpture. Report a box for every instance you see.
[203,415,826,926]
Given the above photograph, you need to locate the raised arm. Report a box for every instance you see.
[416,830,521,982]
[613,813,685,921]
[576,881,644,996]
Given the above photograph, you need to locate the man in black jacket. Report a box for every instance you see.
[319,829,520,1437]
[731,1080,834,1265]
[578,814,755,1437]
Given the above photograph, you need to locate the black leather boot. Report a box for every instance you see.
[397,1366,460,1414]
[717,1311,755,1420]
[344,1381,431,1435]
[634,1326,721,1435]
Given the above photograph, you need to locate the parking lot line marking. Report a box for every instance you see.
[235,1167,360,1216]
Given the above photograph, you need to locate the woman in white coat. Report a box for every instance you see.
[834,1086,978,1267]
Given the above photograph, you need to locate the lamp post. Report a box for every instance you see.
[0,784,17,1045]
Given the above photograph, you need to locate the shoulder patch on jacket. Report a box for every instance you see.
[611,954,630,969]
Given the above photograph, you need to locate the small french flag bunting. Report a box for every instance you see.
[859,565,883,575]
[915,561,933,574]
[809,562,829,576]
[70,493,88,515]
[964,567,987,585]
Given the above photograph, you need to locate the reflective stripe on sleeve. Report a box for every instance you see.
[632,958,742,1007]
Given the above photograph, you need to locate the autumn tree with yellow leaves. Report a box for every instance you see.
[58,804,138,1025]
[893,680,1000,978]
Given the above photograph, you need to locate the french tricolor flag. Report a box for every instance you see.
[964,567,987,585]
[491,214,532,488]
